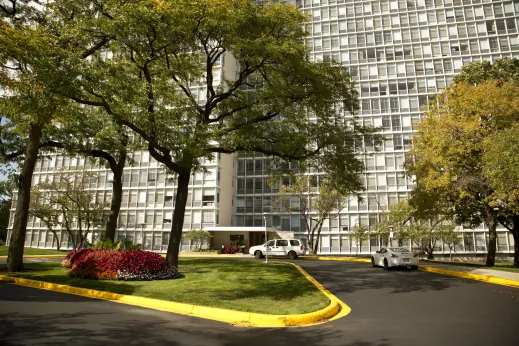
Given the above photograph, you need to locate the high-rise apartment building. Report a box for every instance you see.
[8,0,519,256]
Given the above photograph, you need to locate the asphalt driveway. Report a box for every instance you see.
[1,260,518,346]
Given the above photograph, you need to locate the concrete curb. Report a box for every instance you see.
[0,261,350,327]
[0,255,65,260]
[418,266,519,289]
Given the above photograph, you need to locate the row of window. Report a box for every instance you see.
[33,152,220,173]
[311,30,519,58]
[306,7,518,35]
[297,0,516,16]
[315,230,514,253]
[20,228,515,254]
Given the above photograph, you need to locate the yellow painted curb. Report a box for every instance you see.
[419,266,519,289]
[0,261,350,327]
[0,255,65,260]
[299,256,371,263]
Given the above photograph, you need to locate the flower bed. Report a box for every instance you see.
[62,249,180,281]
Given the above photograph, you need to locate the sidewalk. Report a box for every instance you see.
[421,261,519,282]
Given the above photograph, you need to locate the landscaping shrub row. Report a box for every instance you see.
[62,249,180,281]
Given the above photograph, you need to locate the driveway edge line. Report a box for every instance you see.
[418,266,519,288]
[0,262,346,327]
[299,256,371,263]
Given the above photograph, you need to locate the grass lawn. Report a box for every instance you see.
[4,258,330,315]
[0,246,69,257]
[424,259,519,274]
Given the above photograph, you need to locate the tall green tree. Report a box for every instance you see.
[407,80,519,266]
[0,1,117,271]
[482,123,519,267]
[3,0,372,267]
[0,180,13,242]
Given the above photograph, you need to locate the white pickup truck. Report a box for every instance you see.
[249,239,306,260]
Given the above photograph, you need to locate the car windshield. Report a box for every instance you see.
[389,247,409,253]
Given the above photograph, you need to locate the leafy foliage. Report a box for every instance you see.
[0,0,371,267]
[31,170,109,250]
[184,229,212,250]
[453,58,519,85]
[274,175,345,254]
[407,79,519,266]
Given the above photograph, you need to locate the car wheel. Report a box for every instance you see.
[383,258,389,270]
[371,257,377,267]
[254,250,263,259]
[411,265,418,270]
[288,251,298,260]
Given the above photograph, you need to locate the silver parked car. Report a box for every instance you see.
[371,247,419,270]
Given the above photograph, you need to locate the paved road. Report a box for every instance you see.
[1,261,518,346]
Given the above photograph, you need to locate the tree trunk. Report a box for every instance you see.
[53,232,60,251]
[511,215,519,268]
[427,252,434,259]
[7,123,42,272]
[104,154,126,241]
[166,169,191,268]
[484,205,497,267]
[313,223,324,254]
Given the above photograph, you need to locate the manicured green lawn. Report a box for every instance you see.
[424,259,519,274]
[5,259,330,315]
[0,246,69,256]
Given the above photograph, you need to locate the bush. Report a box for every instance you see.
[90,238,122,250]
[61,248,94,268]
[89,238,141,250]
[67,249,180,281]
[222,245,240,254]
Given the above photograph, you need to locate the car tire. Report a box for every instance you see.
[254,250,263,259]
[383,258,389,270]
[288,251,298,260]
[411,265,418,270]
[371,257,377,267]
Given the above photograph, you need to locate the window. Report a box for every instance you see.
[290,240,301,246]
[277,240,289,246]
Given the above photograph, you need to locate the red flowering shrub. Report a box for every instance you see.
[61,248,94,268]
[222,245,240,254]
[67,249,179,281]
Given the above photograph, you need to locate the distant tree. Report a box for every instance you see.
[185,229,212,250]
[29,188,62,250]
[273,176,346,255]
[349,224,370,256]
[453,58,519,85]
[440,228,463,261]
[35,170,108,250]
[375,200,413,247]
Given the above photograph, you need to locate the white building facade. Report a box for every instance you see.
[7,0,519,256]
[235,0,519,256]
